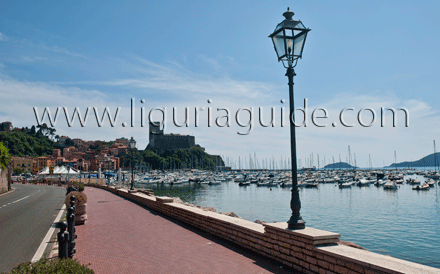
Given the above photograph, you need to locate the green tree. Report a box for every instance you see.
[0,131,54,157]
[64,138,74,147]
[0,142,10,170]
[13,167,24,175]
[141,150,164,170]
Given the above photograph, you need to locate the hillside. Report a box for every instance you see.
[0,122,225,170]
[324,162,356,169]
[0,130,54,157]
[389,152,440,168]
[120,146,224,170]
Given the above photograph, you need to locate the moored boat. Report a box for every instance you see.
[383,181,398,190]
[412,183,429,190]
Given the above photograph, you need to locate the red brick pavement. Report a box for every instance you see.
[75,187,297,274]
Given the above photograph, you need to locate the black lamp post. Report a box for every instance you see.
[128,137,136,190]
[269,8,310,229]
[107,156,111,185]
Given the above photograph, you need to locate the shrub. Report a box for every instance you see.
[73,182,85,192]
[6,257,94,273]
[65,191,87,206]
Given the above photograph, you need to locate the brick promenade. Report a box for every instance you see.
[75,187,296,273]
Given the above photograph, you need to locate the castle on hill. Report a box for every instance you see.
[146,122,202,154]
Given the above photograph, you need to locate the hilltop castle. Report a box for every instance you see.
[146,122,199,154]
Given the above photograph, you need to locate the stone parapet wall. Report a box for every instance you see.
[88,184,439,274]
[67,178,106,185]
[13,177,106,186]
[0,168,8,194]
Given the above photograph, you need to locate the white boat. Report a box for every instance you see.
[383,181,398,190]
[406,178,421,185]
[426,179,435,187]
[304,182,319,188]
[357,179,370,186]
[413,183,429,190]
[339,181,354,188]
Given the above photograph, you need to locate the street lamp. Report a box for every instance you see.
[269,8,310,229]
[107,156,111,185]
[128,137,136,190]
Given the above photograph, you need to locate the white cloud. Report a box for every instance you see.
[0,57,439,168]
[85,56,280,102]
[0,32,9,42]
[39,44,85,58]
[21,56,48,62]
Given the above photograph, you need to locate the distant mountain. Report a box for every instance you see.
[389,152,440,168]
[324,162,356,169]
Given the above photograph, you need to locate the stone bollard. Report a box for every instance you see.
[57,222,69,259]
[67,196,77,258]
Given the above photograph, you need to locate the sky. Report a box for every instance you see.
[0,0,439,168]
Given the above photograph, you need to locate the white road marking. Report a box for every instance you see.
[31,204,66,263]
[0,189,41,209]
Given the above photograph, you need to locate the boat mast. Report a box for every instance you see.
[354,153,357,170]
[434,140,437,172]
[348,145,352,169]
[339,154,342,170]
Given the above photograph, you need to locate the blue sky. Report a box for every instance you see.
[1,0,440,168]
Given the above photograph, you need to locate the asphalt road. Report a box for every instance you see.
[0,184,65,273]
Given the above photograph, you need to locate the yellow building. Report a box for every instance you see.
[11,156,35,173]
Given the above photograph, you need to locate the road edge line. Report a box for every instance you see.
[31,204,66,262]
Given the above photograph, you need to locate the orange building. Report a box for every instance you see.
[33,157,52,174]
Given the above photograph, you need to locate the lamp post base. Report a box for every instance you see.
[287,216,306,229]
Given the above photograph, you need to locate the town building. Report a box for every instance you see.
[11,156,35,173]
[115,137,129,146]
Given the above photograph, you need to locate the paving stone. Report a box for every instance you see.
[75,187,295,274]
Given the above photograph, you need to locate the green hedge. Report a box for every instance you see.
[4,258,94,274]
[73,182,85,192]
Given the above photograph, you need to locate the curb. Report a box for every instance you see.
[31,204,66,262]
[0,188,15,197]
